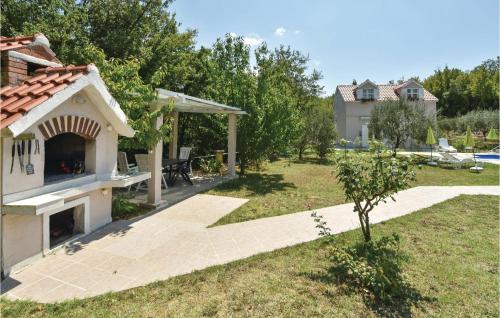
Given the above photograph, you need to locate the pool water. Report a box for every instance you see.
[474,154,500,160]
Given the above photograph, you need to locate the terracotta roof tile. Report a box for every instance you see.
[0,35,35,52]
[0,65,91,129]
[336,82,438,102]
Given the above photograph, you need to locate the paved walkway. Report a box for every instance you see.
[2,186,499,302]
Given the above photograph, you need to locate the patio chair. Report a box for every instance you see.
[438,138,457,153]
[179,147,193,176]
[117,151,138,174]
[135,154,169,190]
[438,152,474,169]
[117,151,139,192]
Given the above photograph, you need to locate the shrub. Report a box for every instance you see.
[441,110,499,136]
[334,140,415,242]
[328,234,412,303]
[199,158,223,174]
[112,195,140,220]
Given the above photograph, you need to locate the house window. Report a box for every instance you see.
[407,88,419,100]
[362,88,374,100]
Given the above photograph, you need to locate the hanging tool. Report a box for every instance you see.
[21,140,25,172]
[17,141,23,172]
[10,141,16,174]
[34,138,40,154]
[26,139,34,175]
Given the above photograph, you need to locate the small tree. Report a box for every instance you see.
[334,141,415,242]
[369,98,432,156]
[311,105,337,158]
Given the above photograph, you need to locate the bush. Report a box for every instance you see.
[440,110,499,136]
[438,117,458,133]
[328,234,411,303]
[199,158,223,174]
[112,195,140,220]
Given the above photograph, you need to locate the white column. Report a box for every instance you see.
[147,113,164,206]
[227,113,237,177]
[169,111,179,159]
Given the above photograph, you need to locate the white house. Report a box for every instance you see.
[0,34,149,274]
[334,79,438,147]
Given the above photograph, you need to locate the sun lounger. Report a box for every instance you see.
[438,152,474,169]
[438,138,457,153]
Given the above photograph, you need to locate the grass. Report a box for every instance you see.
[2,195,498,317]
[208,156,499,226]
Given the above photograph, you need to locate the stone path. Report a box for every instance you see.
[2,186,499,303]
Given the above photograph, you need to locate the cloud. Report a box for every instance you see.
[243,35,264,46]
[294,30,301,35]
[313,60,321,66]
[274,27,286,37]
[229,32,237,38]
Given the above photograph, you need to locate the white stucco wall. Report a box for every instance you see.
[333,92,347,139]
[3,214,43,271]
[2,89,120,272]
[2,90,118,195]
[340,100,437,142]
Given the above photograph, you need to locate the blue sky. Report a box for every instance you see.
[170,0,499,95]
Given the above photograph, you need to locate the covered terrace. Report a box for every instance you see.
[145,89,246,207]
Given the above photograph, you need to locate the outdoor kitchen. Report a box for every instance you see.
[0,34,150,274]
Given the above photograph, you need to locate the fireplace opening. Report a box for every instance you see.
[49,207,80,248]
[44,133,87,183]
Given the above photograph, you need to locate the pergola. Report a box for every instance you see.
[146,89,246,206]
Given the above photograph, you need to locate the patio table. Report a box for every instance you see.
[162,158,192,186]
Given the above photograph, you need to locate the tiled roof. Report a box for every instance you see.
[336,83,438,102]
[0,35,36,52]
[0,65,90,129]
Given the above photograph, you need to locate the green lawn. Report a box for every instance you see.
[208,157,499,226]
[2,195,498,317]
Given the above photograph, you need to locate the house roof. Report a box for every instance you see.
[1,66,134,138]
[1,65,89,129]
[336,81,438,102]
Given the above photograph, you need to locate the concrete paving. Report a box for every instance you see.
[1,186,499,303]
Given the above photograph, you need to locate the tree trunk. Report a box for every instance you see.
[298,147,304,160]
[358,211,371,242]
[240,158,246,175]
[393,137,400,157]
[363,213,371,242]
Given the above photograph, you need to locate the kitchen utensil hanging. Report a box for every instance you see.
[16,141,23,172]
[26,139,34,175]
[10,141,16,174]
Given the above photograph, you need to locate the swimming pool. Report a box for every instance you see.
[474,154,500,160]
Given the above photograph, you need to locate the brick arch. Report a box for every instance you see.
[38,115,101,140]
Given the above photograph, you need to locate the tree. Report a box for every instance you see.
[76,44,173,150]
[423,58,499,117]
[369,98,433,155]
[310,99,336,158]
[295,96,334,160]
[334,141,415,242]
[1,0,196,151]
[207,35,260,173]
[457,110,499,138]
